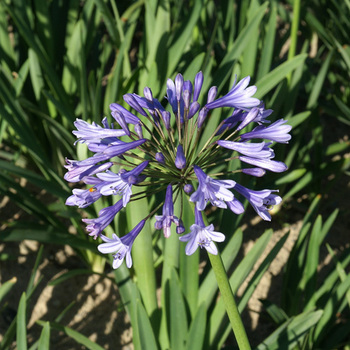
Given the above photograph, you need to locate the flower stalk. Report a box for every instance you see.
[208,251,251,350]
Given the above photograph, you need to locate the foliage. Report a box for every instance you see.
[0,0,349,349]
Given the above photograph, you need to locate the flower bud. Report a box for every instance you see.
[175,145,186,169]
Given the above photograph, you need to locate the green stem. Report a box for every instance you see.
[208,252,251,350]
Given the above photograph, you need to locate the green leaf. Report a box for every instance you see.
[92,0,119,46]
[112,263,142,350]
[313,274,350,344]
[3,2,73,117]
[257,1,277,80]
[169,269,188,350]
[28,48,44,100]
[126,186,157,317]
[0,223,99,253]
[325,141,350,156]
[49,269,110,286]
[103,6,140,113]
[283,171,313,200]
[0,160,69,199]
[0,277,17,305]
[334,96,350,124]
[27,245,44,295]
[240,1,261,78]
[212,2,269,92]
[185,303,207,350]
[17,293,27,350]
[137,300,159,350]
[304,247,350,312]
[326,244,350,308]
[307,50,334,109]
[179,197,199,318]
[216,232,290,348]
[0,2,16,70]
[260,300,289,325]
[255,54,308,99]
[37,321,105,350]
[256,310,323,350]
[38,322,50,350]
[301,215,323,303]
[33,0,54,59]
[166,0,203,76]
[286,111,312,129]
[275,168,307,185]
[239,232,289,312]
[14,59,30,97]
[230,229,273,294]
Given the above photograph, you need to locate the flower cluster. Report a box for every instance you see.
[65,72,291,269]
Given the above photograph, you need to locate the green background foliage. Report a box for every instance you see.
[0,0,349,349]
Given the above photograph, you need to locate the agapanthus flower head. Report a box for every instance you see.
[65,71,291,268]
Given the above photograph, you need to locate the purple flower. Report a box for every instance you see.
[65,188,102,208]
[112,111,130,136]
[179,208,225,255]
[96,161,149,206]
[183,184,194,194]
[188,102,200,119]
[190,166,235,210]
[123,94,148,117]
[240,119,292,143]
[82,200,123,239]
[166,78,177,112]
[175,74,184,101]
[227,198,245,214]
[73,118,126,144]
[217,140,273,158]
[197,107,208,128]
[154,185,181,237]
[206,76,260,110]
[110,103,140,124]
[238,156,288,173]
[217,140,288,173]
[233,183,282,221]
[155,152,165,163]
[65,176,104,208]
[175,145,186,169]
[98,220,145,269]
[71,139,147,168]
[65,70,291,265]
[193,71,203,102]
[241,168,266,177]
[64,159,113,183]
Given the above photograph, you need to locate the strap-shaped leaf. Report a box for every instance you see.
[17,293,27,350]
[256,310,323,350]
[137,300,159,350]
